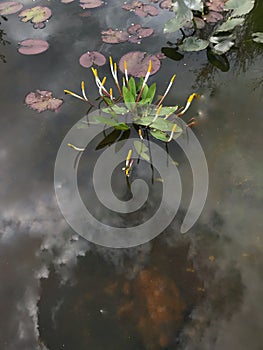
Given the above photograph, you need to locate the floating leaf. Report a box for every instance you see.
[119,51,161,77]
[203,11,223,23]
[0,1,23,15]
[61,0,74,3]
[79,0,103,9]
[134,140,150,161]
[18,39,49,55]
[224,0,255,17]
[79,51,106,68]
[25,90,63,113]
[150,129,169,141]
[18,6,52,24]
[91,115,130,130]
[212,38,234,54]
[101,28,129,44]
[207,48,230,71]
[164,0,193,33]
[159,0,173,10]
[122,1,159,17]
[127,23,154,43]
[205,0,225,12]
[180,37,209,51]
[193,17,206,29]
[252,32,263,43]
[215,18,244,32]
[161,47,184,61]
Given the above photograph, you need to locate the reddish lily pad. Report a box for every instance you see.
[18,6,52,24]
[18,39,49,55]
[159,0,173,10]
[119,51,161,77]
[101,28,129,44]
[184,17,205,29]
[127,24,154,43]
[205,0,226,12]
[25,90,63,113]
[0,1,23,15]
[122,1,159,17]
[79,51,106,68]
[80,0,103,9]
[203,11,223,23]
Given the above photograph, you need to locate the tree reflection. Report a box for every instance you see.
[0,15,10,63]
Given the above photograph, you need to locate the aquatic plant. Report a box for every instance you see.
[64,57,199,175]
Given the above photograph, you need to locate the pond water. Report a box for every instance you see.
[0,1,262,349]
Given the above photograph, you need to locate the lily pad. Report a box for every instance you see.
[25,90,63,113]
[164,0,193,33]
[224,0,255,17]
[215,17,245,33]
[79,51,106,68]
[205,0,225,12]
[127,24,154,42]
[79,0,103,9]
[0,1,23,15]
[122,1,159,17]
[18,39,49,55]
[119,51,161,77]
[180,37,209,51]
[203,11,223,23]
[101,28,129,43]
[18,6,52,24]
[159,0,173,10]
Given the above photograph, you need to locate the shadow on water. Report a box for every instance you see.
[0,0,262,350]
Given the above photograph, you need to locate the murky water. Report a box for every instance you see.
[0,1,262,349]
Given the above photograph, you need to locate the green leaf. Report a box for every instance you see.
[146,83,156,104]
[103,97,114,106]
[180,37,209,52]
[212,39,235,54]
[158,106,179,116]
[122,85,136,110]
[141,85,149,100]
[215,18,245,33]
[134,140,150,161]
[134,116,182,132]
[91,115,130,130]
[128,77,136,99]
[224,0,255,17]
[136,77,144,93]
[96,129,121,150]
[150,129,169,142]
[164,0,193,33]
[102,105,128,115]
[252,32,263,43]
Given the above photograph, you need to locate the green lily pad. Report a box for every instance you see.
[252,32,263,44]
[180,37,209,52]
[224,0,255,17]
[19,6,52,24]
[215,18,245,33]
[164,0,193,33]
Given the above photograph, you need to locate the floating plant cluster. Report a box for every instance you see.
[25,90,63,113]
[101,24,154,44]
[64,57,199,174]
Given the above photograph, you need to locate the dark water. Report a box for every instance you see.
[0,1,262,349]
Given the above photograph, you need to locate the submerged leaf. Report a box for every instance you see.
[134,140,150,161]
[79,51,106,68]
[0,2,23,15]
[18,6,52,24]
[91,115,130,130]
[18,39,49,55]
[25,90,63,113]
[161,47,184,60]
[207,48,230,71]
[119,51,161,77]
[96,129,122,150]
